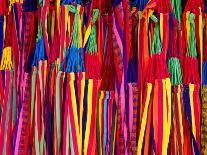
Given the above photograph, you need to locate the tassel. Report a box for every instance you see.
[171,0,182,22]
[186,13,197,58]
[151,24,162,55]
[86,9,99,54]
[168,58,182,85]
[65,5,84,73]
[85,9,100,79]
[0,47,13,70]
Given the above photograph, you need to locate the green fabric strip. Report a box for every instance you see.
[151,23,162,55]
[168,57,182,85]
[86,9,99,54]
[186,13,197,58]
[55,71,62,155]
[31,67,37,127]
[171,0,182,22]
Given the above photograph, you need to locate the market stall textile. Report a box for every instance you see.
[0,0,207,154]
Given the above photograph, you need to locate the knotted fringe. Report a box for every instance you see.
[0,47,13,70]
[186,13,197,58]
[183,12,200,84]
[32,19,47,67]
[171,0,182,22]
[65,5,84,73]
[168,58,182,85]
[85,9,101,79]
[151,24,162,55]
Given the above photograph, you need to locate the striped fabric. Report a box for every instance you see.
[14,73,31,155]
[0,0,207,154]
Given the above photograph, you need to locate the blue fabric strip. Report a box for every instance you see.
[82,80,88,145]
[103,91,109,155]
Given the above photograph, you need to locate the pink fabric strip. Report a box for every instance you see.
[128,83,133,134]
[86,80,100,155]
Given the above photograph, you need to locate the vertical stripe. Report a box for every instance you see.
[83,79,93,155]
[189,84,196,140]
[137,83,152,155]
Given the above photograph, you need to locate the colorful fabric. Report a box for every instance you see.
[0,0,207,154]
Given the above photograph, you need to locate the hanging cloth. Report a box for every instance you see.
[183,12,201,155]
[0,10,15,155]
[96,12,116,155]
[137,18,171,155]
[54,4,78,155]
[167,14,184,155]
[126,57,138,155]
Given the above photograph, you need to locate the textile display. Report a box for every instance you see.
[0,0,207,154]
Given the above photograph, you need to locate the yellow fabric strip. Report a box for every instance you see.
[186,11,190,44]
[160,13,163,43]
[112,109,117,155]
[83,24,91,47]
[189,84,196,139]
[51,10,55,41]
[77,5,83,48]
[79,73,85,155]
[199,9,203,85]
[83,79,93,155]
[137,83,152,155]
[177,85,184,148]
[3,16,6,39]
[56,0,60,33]
[66,7,70,42]
[165,78,172,154]
[43,61,47,96]
[162,79,167,155]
